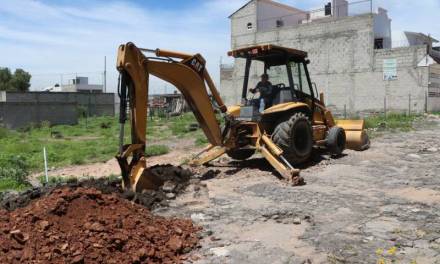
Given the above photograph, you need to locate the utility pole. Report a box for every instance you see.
[104,56,107,93]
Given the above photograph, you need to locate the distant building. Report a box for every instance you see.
[44,77,103,93]
[221,0,440,114]
[392,31,439,49]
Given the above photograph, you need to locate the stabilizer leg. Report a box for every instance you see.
[259,135,304,186]
[189,145,227,166]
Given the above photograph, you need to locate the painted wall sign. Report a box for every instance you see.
[383,58,397,81]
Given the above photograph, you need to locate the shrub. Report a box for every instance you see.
[0,154,29,184]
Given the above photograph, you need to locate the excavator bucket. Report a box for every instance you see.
[336,120,370,151]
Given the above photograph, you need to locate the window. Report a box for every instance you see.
[276,20,284,28]
[375,38,384,49]
[291,62,312,96]
[247,23,253,30]
[267,66,289,85]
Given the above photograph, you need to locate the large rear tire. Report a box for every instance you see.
[272,112,313,165]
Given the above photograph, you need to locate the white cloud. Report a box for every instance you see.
[0,0,438,93]
[0,0,243,93]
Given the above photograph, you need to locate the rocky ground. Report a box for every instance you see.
[153,115,440,264]
[7,115,440,263]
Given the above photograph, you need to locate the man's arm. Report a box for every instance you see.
[250,82,261,93]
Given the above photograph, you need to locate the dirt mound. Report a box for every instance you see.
[0,187,200,264]
[1,165,193,211]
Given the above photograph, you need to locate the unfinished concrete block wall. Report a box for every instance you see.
[0,92,115,129]
[428,63,440,112]
[222,8,431,115]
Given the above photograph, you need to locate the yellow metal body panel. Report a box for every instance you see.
[117,43,148,146]
[227,105,241,117]
[146,60,222,146]
[335,120,365,131]
[190,146,227,166]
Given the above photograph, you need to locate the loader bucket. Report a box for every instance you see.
[335,120,370,151]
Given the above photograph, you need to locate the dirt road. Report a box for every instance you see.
[154,116,440,264]
[28,116,440,263]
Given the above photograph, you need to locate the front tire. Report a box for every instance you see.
[272,112,313,165]
[326,126,346,155]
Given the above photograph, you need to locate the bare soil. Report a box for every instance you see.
[20,115,440,263]
[153,115,440,264]
[0,187,200,264]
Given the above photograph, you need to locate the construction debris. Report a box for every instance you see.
[0,187,200,263]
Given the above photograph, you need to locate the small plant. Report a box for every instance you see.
[195,134,208,146]
[37,175,78,185]
[107,174,121,181]
[0,155,29,184]
[0,154,30,191]
[375,246,399,264]
[145,145,169,157]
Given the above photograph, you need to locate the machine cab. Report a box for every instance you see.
[228,45,318,121]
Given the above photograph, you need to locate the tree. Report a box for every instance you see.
[0,67,31,92]
[11,69,31,92]
[0,68,12,91]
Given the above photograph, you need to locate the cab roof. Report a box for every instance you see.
[228,44,308,66]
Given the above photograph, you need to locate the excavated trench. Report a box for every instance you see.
[0,165,201,264]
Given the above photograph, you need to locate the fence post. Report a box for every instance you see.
[425,91,428,113]
[43,147,48,185]
[384,96,387,120]
[344,104,347,119]
[408,93,411,116]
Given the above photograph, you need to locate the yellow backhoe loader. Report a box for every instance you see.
[116,42,369,192]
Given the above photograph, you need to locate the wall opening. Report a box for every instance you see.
[374,38,384,49]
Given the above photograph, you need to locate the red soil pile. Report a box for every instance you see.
[0,187,200,263]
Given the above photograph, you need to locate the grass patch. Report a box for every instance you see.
[145,145,170,157]
[364,113,419,132]
[195,133,209,146]
[0,112,214,191]
[0,178,30,192]
[0,154,31,192]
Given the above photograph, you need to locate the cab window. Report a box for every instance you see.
[291,62,311,96]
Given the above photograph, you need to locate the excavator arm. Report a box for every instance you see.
[116,42,302,191]
[116,42,228,191]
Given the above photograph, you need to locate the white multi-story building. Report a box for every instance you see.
[221,0,440,114]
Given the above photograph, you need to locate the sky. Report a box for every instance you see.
[0,0,439,94]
